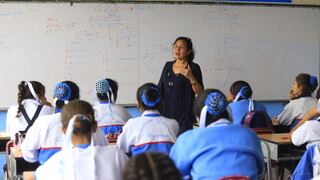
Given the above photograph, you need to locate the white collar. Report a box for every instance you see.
[141,110,161,116]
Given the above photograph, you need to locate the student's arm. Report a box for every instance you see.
[169,132,194,177]
[180,64,203,96]
[291,122,310,146]
[23,171,35,180]
[273,102,295,126]
[116,122,132,154]
[20,117,44,163]
[290,106,319,133]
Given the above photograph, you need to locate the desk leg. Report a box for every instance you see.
[261,141,272,180]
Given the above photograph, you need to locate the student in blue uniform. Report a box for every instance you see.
[93,78,131,142]
[273,73,318,129]
[291,144,320,180]
[21,81,79,165]
[158,36,203,135]
[170,89,265,180]
[6,81,53,140]
[227,80,267,125]
[117,83,179,156]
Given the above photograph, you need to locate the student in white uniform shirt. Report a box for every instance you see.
[21,81,80,165]
[273,73,318,130]
[117,83,179,156]
[93,78,131,142]
[28,100,128,180]
[292,88,320,149]
[6,81,53,140]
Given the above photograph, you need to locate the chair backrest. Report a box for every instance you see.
[241,111,274,134]
[5,140,15,179]
[218,175,250,180]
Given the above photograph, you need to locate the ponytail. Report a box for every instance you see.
[16,81,27,117]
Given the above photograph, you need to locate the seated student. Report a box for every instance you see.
[93,79,131,142]
[273,73,318,129]
[6,81,53,140]
[291,144,320,180]
[226,80,268,125]
[170,89,265,180]
[21,81,79,165]
[291,88,320,148]
[29,100,128,180]
[123,152,182,180]
[117,83,179,156]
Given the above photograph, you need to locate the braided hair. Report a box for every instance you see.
[122,152,182,180]
[16,81,45,117]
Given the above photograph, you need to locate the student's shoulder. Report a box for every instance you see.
[41,105,54,113]
[124,117,141,126]
[163,117,179,126]
[7,105,18,115]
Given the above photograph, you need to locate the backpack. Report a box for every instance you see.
[240,100,274,134]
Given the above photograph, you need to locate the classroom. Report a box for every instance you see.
[0,0,320,179]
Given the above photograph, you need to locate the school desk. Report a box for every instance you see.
[7,147,39,180]
[259,133,304,180]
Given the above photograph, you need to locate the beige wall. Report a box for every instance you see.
[294,0,320,5]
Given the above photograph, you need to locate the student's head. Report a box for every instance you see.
[136,83,161,111]
[172,36,194,63]
[194,89,229,127]
[16,81,46,117]
[61,100,97,141]
[95,78,118,103]
[53,81,80,109]
[228,80,252,102]
[122,152,182,180]
[292,73,318,99]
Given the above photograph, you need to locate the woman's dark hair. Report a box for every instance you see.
[295,73,318,98]
[136,83,161,110]
[97,78,118,103]
[229,80,253,101]
[193,89,229,126]
[122,152,182,180]
[16,81,45,117]
[54,81,80,109]
[173,36,194,63]
[61,100,97,139]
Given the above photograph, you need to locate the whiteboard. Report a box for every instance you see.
[0,3,319,108]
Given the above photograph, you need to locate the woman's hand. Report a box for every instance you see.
[179,65,203,95]
[179,65,195,81]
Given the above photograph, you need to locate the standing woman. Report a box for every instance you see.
[6,81,54,140]
[158,36,203,134]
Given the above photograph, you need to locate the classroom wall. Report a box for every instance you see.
[0,3,319,108]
